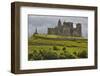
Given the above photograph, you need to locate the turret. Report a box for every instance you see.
[58,19,62,27]
[34,28,38,34]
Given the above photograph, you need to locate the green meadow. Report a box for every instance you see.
[28,34,88,60]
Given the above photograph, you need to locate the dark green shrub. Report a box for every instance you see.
[40,50,59,59]
[63,50,76,59]
[58,50,76,59]
[65,53,76,59]
[28,53,33,60]
[59,52,66,59]
[62,47,66,51]
[53,46,59,50]
[73,51,77,55]
[29,50,43,60]
[77,50,87,58]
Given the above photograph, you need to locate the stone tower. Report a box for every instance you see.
[58,19,62,27]
[34,28,38,34]
[62,22,73,36]
[72,23,81,37]
[76,23,81,36]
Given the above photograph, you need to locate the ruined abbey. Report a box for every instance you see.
[48,19,82,37]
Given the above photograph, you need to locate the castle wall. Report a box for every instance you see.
[48,20,82,37]
[72,23,81,36]
[48,28,55,34]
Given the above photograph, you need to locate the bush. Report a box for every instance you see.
[58,52,66,59]
[28,50,43,60]
[28,53,33,60]
[73,51,77,55]
[65,53,76,59]
[40,50,59,59]
[62,47,66,51]
[64,51,76,59]
[53,46,59,50]
[77,50,87,58]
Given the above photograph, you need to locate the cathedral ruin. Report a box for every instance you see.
[48,19,82,37]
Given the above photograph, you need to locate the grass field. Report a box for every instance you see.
[28,34,88,60]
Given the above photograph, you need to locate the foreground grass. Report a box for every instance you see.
[28,34,88,60]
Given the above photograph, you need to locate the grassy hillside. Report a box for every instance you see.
[28,34,88,60]
[30,34,86,39]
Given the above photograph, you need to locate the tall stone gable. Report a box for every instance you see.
[48,19,82,37]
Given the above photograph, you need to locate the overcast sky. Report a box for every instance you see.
[28,15,88,38]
